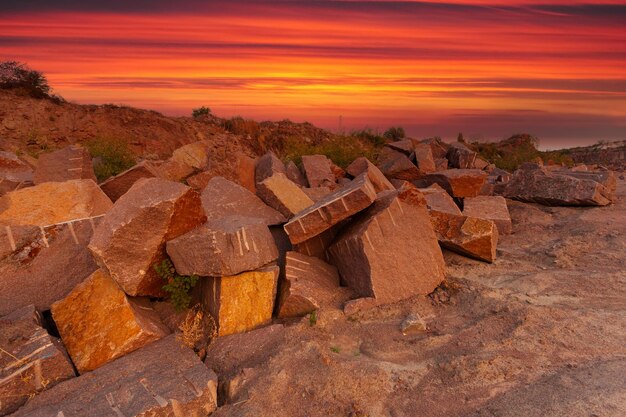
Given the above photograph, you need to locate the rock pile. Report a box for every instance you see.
[0,137,617,416]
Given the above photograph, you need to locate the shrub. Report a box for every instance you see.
[222,116,260,137]
[0,61,59,100]
[192,106,211,118]
[85,136,136,182]
[383,126,406,141]
[352,128,387,147]
[154,259,199,312]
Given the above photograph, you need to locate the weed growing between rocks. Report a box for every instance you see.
[86,136,136,182]
[153,259,199,311]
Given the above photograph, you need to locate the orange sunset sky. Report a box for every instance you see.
[1,0,625,148]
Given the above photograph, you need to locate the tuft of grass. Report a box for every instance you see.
[154,259,199,312]
[330,346,341,354]
[308,311,317,327]
[383,126,405,141]
[86,136,136,182]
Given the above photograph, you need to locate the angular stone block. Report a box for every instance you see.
[185,170,214,191]
[10,335,218,417]
[238,154,258,193]
[198,265,279,336]
[277,251,342,318]
[202,176,285,226]
[302,186,333,202]
[386,139,414,156]
[51,269,169,373]
[284,174,377,245]
[89,178,206,296]
[446,142,477,169]
[0,216,103,315]
[420,137,449,159]
[255,151,286,184]
[99,160,160,202]
[419,184,462,215]
[463,196,513,235]
[285,160,307,187]
[0,305,75,415]
[346,157,395,193]
[0,179,112,227]
[421,169,487,198]
[328,191,446,305]
[301,155,337,188]
[0,151,33,183]
[167,216,279,277]
[377,147,421,180]
[33,146,97,184]
[171,140,210,170]
[412,143,437,173]
[256,173,314,218]
[156,158,196,182]
[434,157,449,171]
[293,227,337,260]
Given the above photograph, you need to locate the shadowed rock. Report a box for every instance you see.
[346,157,395,193]
[463,196,513,235]
[277,251,343,318]
[257,173,314,218]
[198,265,279,336]
[429,211,499,262]
[89,178,206,297]
[201,176,286,226]
[99,160,160,202]
[328,190,445,305]
[9,335,218,417]
[446,142,477,169]
[0,216,103,316]
[284,174,377,245]
[238,153,257,193]
[434,157,449,171]
[51,269,169,373]
[255,151,286,184]
[33,146,96,184]
[0,151,33,188]
[0,179,112,226]
[378,147,421,180]
[0,305,75,415]
[420,169,487,198]
[504,163,613,206]
[167,216,279,277]
[412,143,437,173]
[302,155,337,188]
[286,160,307,187]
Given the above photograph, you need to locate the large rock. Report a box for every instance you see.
[377,147,421,180]
[256,173,314,218]
[328,190,445,305]
[302,186,333,202]
[284,174,377,245]
[0,151,33,183]
[301,155,337,188]
[346,157,395,193]
[434,157,449,171]
[51,269,169,373]
[0,179,112,226]
[238,154,257,193]
[293,227,338,259]
[186,170,214,191]
[420,169,487,198]
[167,216,279,277]
[89,178,206,296]
[552,169,617,202]
[157,158,196,182]
[429,211,499,262]
[98,160,160,202]
[198,265,279,336]
[463,196,513,235]
[446,142,477,169]
[419,184,462,215]
[255,151,286,184]
[420,137,450,159]
[285,160,307,187]
[202,176,286,226]
[0,216,103,316]
[504,163,613,206]
[0,305,75,415]
[277,251,343,318]
[170,140,210,170]
[386,139,414,156]
[33,146,97,184]
[10,335,218,417]
[412,143,437,173]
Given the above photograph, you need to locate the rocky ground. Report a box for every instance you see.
[209,178,626,417]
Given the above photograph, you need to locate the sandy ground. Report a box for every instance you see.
[206,178,626,417]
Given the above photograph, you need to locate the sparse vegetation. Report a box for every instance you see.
[308,311,317,327]
[0,61,62,102]
[85,136,136,182]
[154,259,199,312]
[192,106,211,118]
[222,116,260,137]
[178,305,218,350]
[330,346,341,353]
[383,126,405,141]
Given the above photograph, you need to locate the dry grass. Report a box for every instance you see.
[177,305,218,351]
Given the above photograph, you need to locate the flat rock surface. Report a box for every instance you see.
[33,146,96,184]
[209,178,626,417]
[10,335,218,417]
[346,157,395,193]
[0,216,103,315]
[51,269,169,373]
[88,177,205,296]
[98,160,159,202]
[463,195,513,235]
[301,155,336,188]
[256,173,314,218]
[421,169,487,198]
[0,179,112,226]
[430,211,499,263]
[0,305,75,415]
[201,176,286,226]
[167,216,279,277]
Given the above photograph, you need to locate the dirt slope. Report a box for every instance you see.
[208,179,626,417]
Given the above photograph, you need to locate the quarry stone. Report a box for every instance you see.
[237,154,257,193]
[257,173,314,218]
[412,143,437,173]
[429,211,499,262]
[0,151,32,184]
[421,169,488,198]
[301,155,336,188]
[9,335,218,417]
[51,269,169,373]
[201,176,286,226]
[446,142,478,169]
[285,160,307,187]
[33,146,96,184]
[255,151,286,183]
[99,160,160,202]
[378,147,421,180]
[302,186,333,202]
[284,174,377,244]
[167,216,279,277]
[346,157,395,193]
[463,195,513,235]
[88,177,206,297]
[170,140,210,170]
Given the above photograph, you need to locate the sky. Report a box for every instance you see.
[1,1,625,149]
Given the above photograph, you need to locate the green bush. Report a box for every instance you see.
[86,136,136,182]
[383,126,405,141]
[154,259,199,312]
[192,106,211,118]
